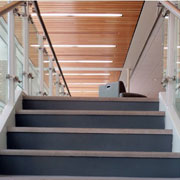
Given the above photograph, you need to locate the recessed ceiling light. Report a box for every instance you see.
[43,60,113,63]
[31,45,116,48]
[31,13,123,17]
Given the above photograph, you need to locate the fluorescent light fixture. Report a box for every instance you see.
[68,82,106,85]
[31,13,123,17]
[31,45,116,48]
[45,73,110,76]
[44,60,113,63]
[177,62,180,64]
[165,16,169,19]
[71,90,98,93]
[63,73,110,76]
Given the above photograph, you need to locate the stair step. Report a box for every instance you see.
[7,128,172,152]
[0,150,180,177]
[8,127,171,134]
[0,176,179,180]
[16,110,165,129]
[23,96,159,111]
[23,96,159,102]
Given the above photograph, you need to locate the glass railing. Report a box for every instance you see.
[174,16,180,115]
[14,8,24,89]
[0,2,68,114]
[162,15,168,83]
[0,16,8,113]
[162,1,180,118]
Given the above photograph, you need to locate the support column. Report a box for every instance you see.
[38,35,44,96]
[22,2,29,95]
[49,58,53,96]
[167,13,176,105]
[7,9,15,105]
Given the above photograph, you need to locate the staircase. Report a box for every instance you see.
[0,96,180,179]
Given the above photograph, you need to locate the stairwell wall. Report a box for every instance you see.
[0,89,23,149]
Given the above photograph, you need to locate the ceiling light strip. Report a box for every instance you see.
[31,13,123,17]
[68,83,106,85]
[31,45,116,48]
[44,60,113,63]
[71,91,98,93]
[45,73,110,76]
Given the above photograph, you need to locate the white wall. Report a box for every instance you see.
[0,89,23,149]
[120,1,165,98]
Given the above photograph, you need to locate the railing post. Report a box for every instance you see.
[49,58,53,96]
[167,12,176,105]
[55,73,59,96]
[23,2,29,95]
[126,68,130,93]
[29,75,32,95]
[38,34,44,96]
[59,84,65,96]
[7,7,15,105]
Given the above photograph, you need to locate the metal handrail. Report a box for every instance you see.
[33,1,71,96]
[160,1,180,20]
[0,1,23,16]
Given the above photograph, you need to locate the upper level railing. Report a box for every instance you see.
[0,1,71,113]
[160,1,180,116]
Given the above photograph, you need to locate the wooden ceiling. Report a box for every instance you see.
[32,1,143,97]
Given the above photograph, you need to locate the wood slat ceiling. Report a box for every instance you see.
[32,1,143,97]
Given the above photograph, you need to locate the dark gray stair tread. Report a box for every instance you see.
[23,97,159,111]
[0,150,180,158]
[15,111,165,129]
[23,96,159,102]
[17,110,164,116]
[7,127,172,152]
[7,127,172,135]
[0,176,179,180]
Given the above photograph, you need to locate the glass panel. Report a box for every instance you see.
[0,16,8,113]
[175,17,180,115]
[43,51,49,95]
[29,61,40,96]
[29,16,39,95]
[162,16,168,82]
[14,7,24,89]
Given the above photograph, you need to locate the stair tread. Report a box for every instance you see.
[0,150,179,158]
[0,176,179,180]
[23,96,159,102]
[17,110,165,116]
[7,127,172,135]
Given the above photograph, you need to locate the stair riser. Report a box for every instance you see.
[16,115,165,129]
[23,100,159,111]
[7,133,172,152]
[0,156,179,177]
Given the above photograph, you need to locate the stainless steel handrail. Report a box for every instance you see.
[33,1,71,96]
[161,1,180,20]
